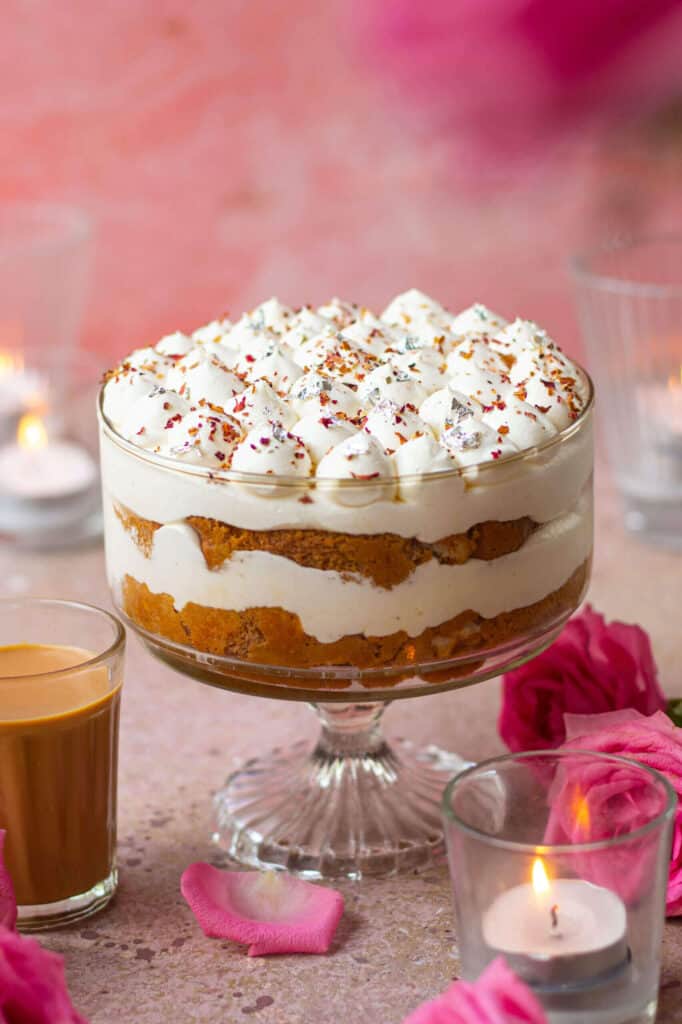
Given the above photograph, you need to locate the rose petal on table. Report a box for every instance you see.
[180,864,344,956]
[0,830,17,930]
[0,925,88,1023]
[402,958,547,1024]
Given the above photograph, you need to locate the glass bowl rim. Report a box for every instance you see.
[442,748,677,854]
[97,367,594,489]
[0,597,125,681]
[0,201,91,257]
[572,233,682,299]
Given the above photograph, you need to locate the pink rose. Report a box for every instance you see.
[0,831,16,930]
[403,958,547,1024]
[0,926,88,1023]
[549,709,682,915]
[499,606,666,753]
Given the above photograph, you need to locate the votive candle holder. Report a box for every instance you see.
[443,751,676,1024]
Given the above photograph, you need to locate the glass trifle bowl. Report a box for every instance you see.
[97,291,594,879]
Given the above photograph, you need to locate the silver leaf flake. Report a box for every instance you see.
[295,376,333,400]
[442,425,482,452]
[365,387,383,406]
[271,424,290,443]
[445,396,474,428]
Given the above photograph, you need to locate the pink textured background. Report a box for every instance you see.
[3,0,681,361]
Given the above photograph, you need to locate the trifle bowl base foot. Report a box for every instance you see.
[212,702,472,880]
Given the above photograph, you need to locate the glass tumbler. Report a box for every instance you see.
[572,234,682,547]
[443,751,676,1024]
[0,599,125,930]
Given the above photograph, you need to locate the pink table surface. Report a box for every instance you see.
[1,471,681,1023]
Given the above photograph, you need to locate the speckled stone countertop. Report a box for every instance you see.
[1,475,681,1023]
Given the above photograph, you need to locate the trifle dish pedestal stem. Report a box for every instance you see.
[213,701,471,880]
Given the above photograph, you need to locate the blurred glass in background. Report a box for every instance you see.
[0,203,101,547]
[573,235,682,549]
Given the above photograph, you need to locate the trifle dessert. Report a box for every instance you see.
[98,289,593,691]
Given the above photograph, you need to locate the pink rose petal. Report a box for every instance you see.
[181,864,344,956]
[499,606,666,753]
[0,831,17,930]
[0,925,88,1023]
[550,709,682,915]
[403,958,547,1024]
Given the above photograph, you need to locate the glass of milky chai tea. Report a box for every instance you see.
[0,598,125,929]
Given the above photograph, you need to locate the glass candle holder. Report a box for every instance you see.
[572,234,682,548]
[0,599,125,930]
[0,203,99,548]
[0,351,103,548]
[443,751,676,1024]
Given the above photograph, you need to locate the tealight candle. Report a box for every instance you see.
[636,367,682,455]
[0,411,99,545]
[482,858,628,988]
[443,751,676,1024]
[0,345,45,442]
[0,413,96,499]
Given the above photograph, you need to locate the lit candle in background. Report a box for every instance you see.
[0,412,96,500]
[660,367,682,438]
[0,322,46,436]
[631,364,682,498]
[0,410,99,545]
[481,856,628,988]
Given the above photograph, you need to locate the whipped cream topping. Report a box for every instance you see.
[103,290,588,480]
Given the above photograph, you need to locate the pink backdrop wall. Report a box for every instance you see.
[3,0,681,360]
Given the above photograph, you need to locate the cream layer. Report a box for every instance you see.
[103,493,592,644]
[99,415,593,543]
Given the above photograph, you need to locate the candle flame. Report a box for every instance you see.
[571,787,591,834]
[668,366,682,391]
[532,857,550,895]
[17,413,48,452]
[0,350,24,377]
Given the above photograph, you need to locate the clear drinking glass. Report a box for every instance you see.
[443,751,676,1024]
[572,234,682,547]
[0,598,125,930]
